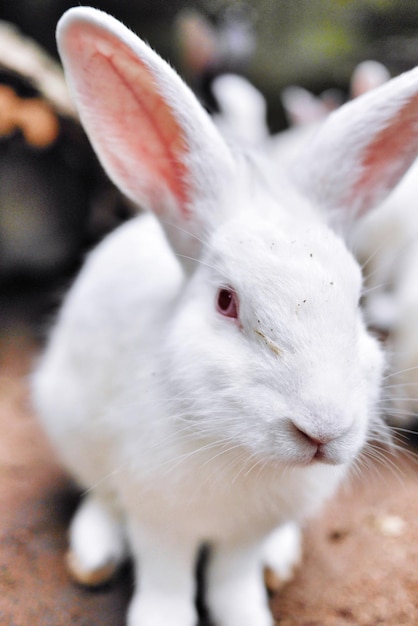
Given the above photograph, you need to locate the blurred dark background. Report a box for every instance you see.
[4,1,418,117]
[2,0,418,332]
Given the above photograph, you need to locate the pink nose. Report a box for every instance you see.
[292,424,333,462]
[293,424,334,447]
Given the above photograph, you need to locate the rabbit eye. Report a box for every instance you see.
[217,288,239,319]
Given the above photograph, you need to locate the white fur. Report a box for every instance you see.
[32,8,418,626]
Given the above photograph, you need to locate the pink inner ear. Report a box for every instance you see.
[65,25,190,216]
[352,93,418,216]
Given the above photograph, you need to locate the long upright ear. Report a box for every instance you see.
[292,66,418,225]
[56,7,235,263]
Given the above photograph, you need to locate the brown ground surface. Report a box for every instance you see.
[1,295,417,626]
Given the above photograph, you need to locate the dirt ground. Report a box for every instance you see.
[0,293,417,626]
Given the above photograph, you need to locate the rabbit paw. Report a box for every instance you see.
[213,604,274,626]
[66,549,119,587]
[67,494,127,586]
[263,522,302,592]
[127,592,196,626]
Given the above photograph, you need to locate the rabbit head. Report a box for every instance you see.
[56,8,418,470]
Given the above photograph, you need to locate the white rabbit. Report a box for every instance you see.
[32,8,418,626]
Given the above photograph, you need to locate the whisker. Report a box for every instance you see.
[161,218,207,247]
[384,382,418,390]
[382,396,418,404]
[359,237,391,272]
[82,467,123,495]
[360,444,407,485]
[175,253,219,272]
[384,365,418,380]
[391,425,418,436]
[361,282,389,296]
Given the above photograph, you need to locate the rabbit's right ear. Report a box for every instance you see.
[56,8,235,263]
[292,65,418,225]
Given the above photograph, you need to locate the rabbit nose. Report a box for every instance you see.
[292,423,335,447]
[288,418,359,465]
[292,424,335,462]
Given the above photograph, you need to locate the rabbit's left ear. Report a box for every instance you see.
[292,66,418,225]
[56,7,235,261]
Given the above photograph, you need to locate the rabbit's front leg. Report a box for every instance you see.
[207,541,273,626]
[127,523,198,626]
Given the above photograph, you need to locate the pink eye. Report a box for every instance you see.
[217,288,239,319]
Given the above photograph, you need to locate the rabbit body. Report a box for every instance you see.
[32,8,418,626]
[34,193,355,626]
